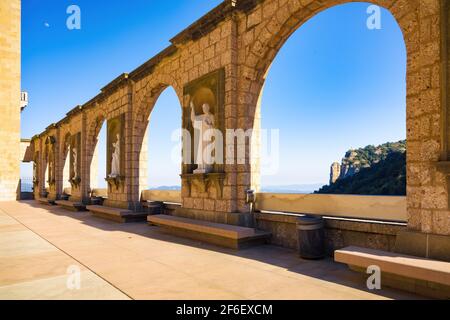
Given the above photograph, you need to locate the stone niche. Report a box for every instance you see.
[182,68,225,173]
[45,136,57,198]
[105,114,125,191]
[177,68,250,225]
[69,132,81,189]
[181,68,225,197]
[45,136,56,190]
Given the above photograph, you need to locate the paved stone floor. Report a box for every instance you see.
[0,201,423,300]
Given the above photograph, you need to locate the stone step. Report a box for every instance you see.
[86,205,148,223]
[335,246,450,299]
[37,197,55,206]
[148,214,271,250]
[55,200,86,212]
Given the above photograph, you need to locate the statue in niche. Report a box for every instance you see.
[109,134,121,178]
[48,154,54,183]
[190,101,215,174]
[33,162,37,184]
[72,147,78,178]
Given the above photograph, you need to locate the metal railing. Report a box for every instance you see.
[20,177,33,193]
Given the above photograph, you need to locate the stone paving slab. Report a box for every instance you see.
[0,205,129,300]
[0,201,424,300]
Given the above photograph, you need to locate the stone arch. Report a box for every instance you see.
[241,0,447,234]
[61,132,72,192]
[239,1,420,134]
[244,0,417,93]
[133,73,183,142]
[85,107,108,194]
[245,1,410,187]
[131,73,183,200]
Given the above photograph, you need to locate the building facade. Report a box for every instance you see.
[0,0,21,201]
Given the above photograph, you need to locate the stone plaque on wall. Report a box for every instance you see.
[107,114,125,179]
[183,68,225,174]
[70,132,81,186]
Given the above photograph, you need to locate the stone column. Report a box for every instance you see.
[396,0,450,261]
[39,138,46,197]
[80,112,90,203]
[55,128,63,198]
[103,82,137,210]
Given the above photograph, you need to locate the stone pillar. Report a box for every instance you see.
[79,112,87,202]
[0,0,21,201]
[104,83,136,210]
[55,128,63,198]
[47,133,58,201]
[250,85,262,194]
[38,139,46,197]
[397,0,450,261]
[138,127,148,199]
[33,140,41,200]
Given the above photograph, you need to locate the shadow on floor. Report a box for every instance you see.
[18,200,421,300]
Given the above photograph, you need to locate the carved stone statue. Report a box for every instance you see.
[48,153,54,183]
[33,162,37,183]
[190,101,215,174]
[72,147,78,178]
[110,134,121,177]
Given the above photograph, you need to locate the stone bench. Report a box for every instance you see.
[55,200,86,212]
[335,246,450,299]
[148,214,271,250]
[38,197,55,205]
[141,201,163,215]
[163,202,181,215]
[86,205,148,223]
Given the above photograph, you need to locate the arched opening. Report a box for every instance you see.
[90,120,108,198]
[43,155,49,194]
[20,161,33,197]
[138,86,182,199]
[62,133,71,196]
[255,2,406,196]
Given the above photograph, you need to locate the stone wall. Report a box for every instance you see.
[257,212,406,256]
[0,0,21,201]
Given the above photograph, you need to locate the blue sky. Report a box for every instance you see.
[21,1,406,188]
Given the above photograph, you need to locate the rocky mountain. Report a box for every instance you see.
[317,140,406,196]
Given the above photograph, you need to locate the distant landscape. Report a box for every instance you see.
[148,140,407,196]
[316,140,407,196]
[149,184,324,194]
[260,184,325,194]
[149,186,181,191]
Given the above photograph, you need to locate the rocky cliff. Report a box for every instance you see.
[320,140,406,196]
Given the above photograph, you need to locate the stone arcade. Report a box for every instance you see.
[24,0,450,267]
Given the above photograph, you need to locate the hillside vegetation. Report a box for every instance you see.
[316,140,406,196]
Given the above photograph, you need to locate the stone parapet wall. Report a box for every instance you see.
[257,212,406,256]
